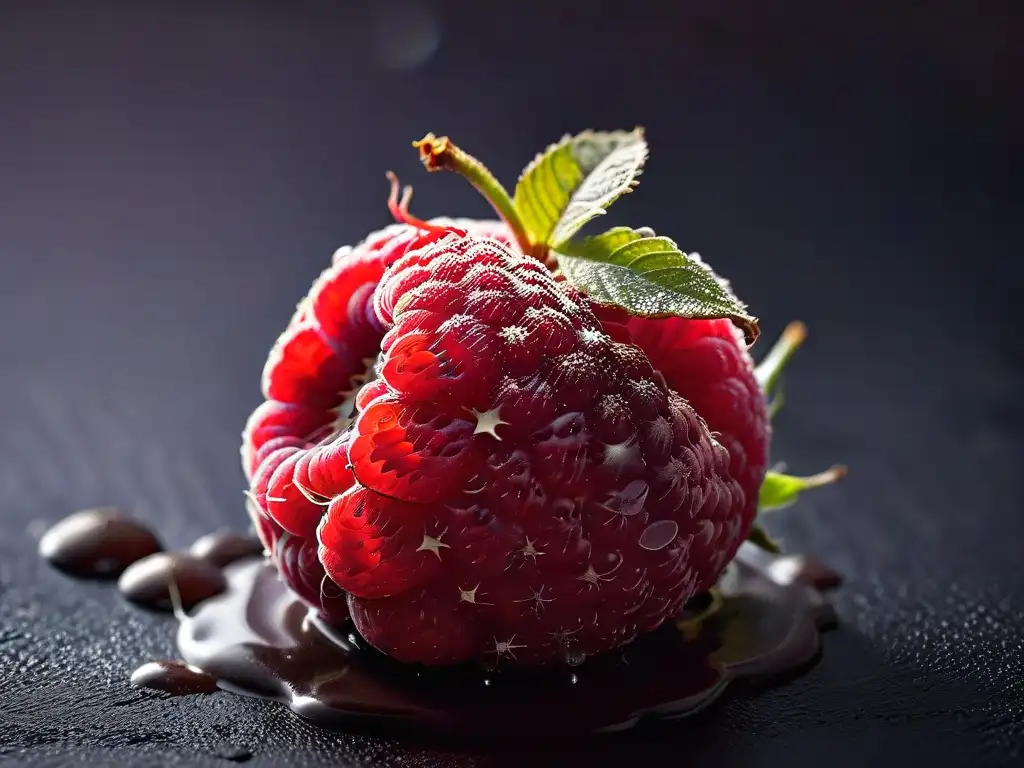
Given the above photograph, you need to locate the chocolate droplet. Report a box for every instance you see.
[130,660,219,696]
[118,553,226,610]
[189,530,265,568]
[39,508,161,578]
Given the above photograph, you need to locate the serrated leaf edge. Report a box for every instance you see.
[513,128,648,248]
[555,228,760,344]
[549,128,649,247]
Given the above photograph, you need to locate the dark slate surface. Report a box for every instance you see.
[0,1,1020,766]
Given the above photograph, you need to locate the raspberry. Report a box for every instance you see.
[241,182,509,623]
[301,232,745,666]
[239,130,843,668]
[243,216,758,661]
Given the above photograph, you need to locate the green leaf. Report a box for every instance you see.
[513,128,648,249]
[758,467,847,512]
[747,524,782,553]
[554,227,760,344]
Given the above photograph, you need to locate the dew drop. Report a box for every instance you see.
[639,520,679,551]
[606,480,648,517]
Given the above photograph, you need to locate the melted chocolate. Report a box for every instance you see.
[118,553,227,610]
[177,546,836,737]
[38,513,839,737]
[739,547,844,592]
[38,508,161,578]
[768,555,843,590]
[189,530,265,568]
[130,660,220,696]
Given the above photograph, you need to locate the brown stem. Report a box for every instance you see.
[413,133,537,259]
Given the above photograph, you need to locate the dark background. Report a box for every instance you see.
[0,1,1020,766]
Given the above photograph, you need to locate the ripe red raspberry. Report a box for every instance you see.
[243,210,761,653]
[295,231,745,666]
[586,307,769,590]
[239,127,840,670]
[242,190,509,623]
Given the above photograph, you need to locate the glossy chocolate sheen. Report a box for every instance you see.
[176,546,836,737]
[130,660,220,696]
[189,530,266,568]
[38,508,162,578]
[118,552,227,610]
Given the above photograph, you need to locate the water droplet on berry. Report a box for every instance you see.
[566,650,587,667]
[639,520,679,551]
[605,480,649,517]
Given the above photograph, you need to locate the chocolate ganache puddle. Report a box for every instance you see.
[176,545,837,736]
[38,511,839,737]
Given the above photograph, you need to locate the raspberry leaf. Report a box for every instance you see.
[758,467,847,512]
[554,227,760,344]
[513,128,648,249]
[414,133,535,257]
